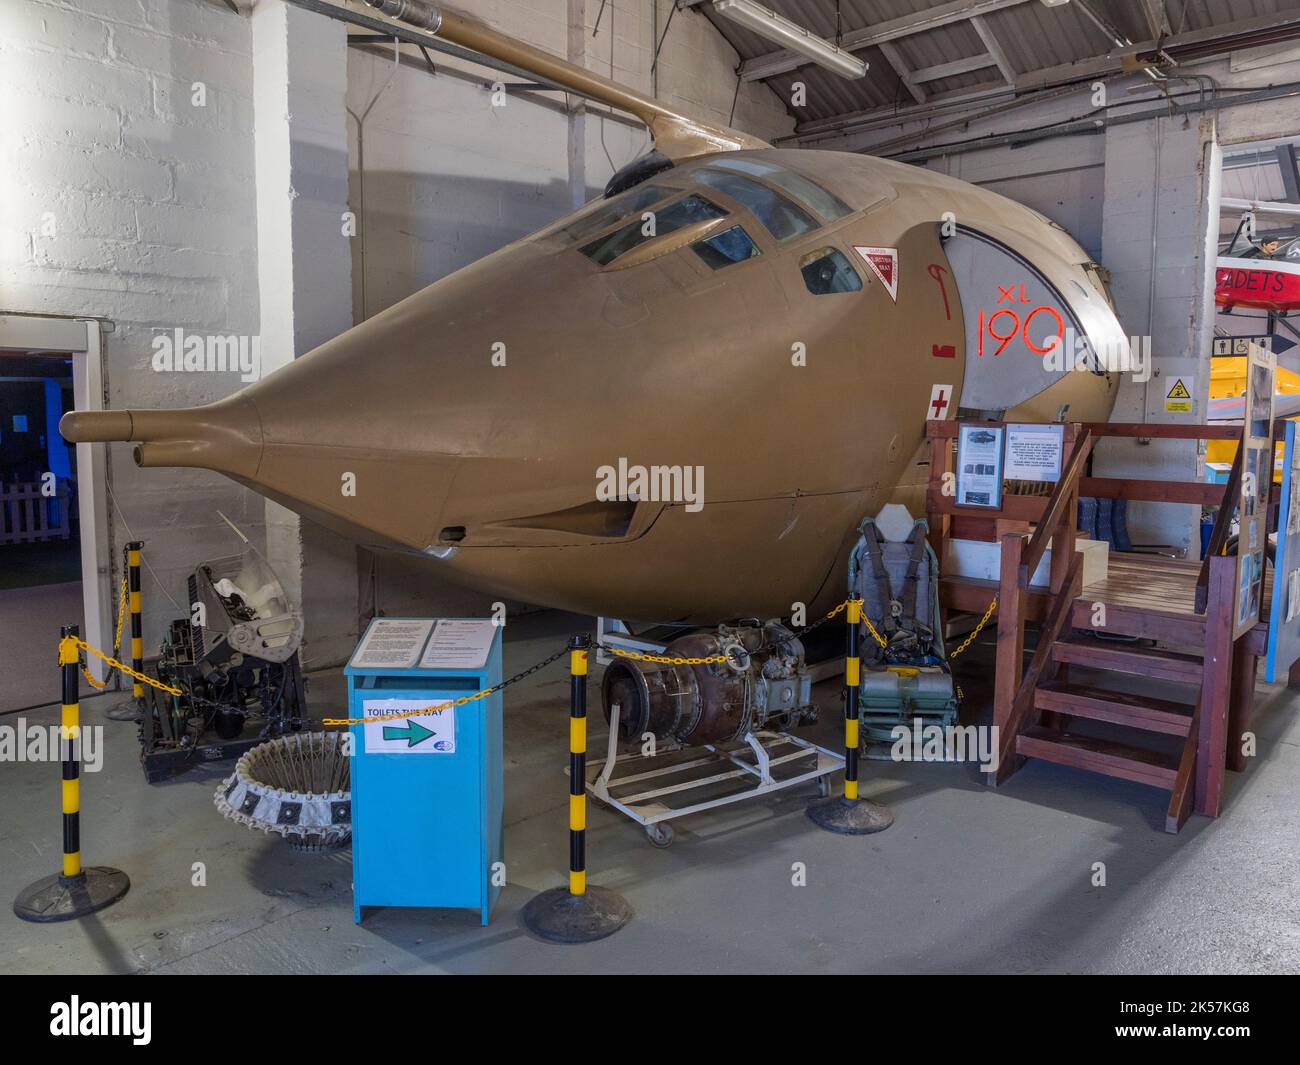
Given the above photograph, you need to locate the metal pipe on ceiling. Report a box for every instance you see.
[886,81,1300,164]
[1220,197,1300,219]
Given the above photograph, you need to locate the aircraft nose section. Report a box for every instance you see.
[60,396,264,480]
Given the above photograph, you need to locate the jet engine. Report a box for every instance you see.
[601,621,815,747]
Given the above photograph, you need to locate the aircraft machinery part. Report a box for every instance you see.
[601,621,814,746]
[214,732,351,852]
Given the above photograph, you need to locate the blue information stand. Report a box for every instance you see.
[345,617,503,925]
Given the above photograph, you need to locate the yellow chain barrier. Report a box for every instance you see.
[948,596,997,660]
[79,577,128,690]
[322,684,500,728]
[862,614,887,648]
[72,637,182,697]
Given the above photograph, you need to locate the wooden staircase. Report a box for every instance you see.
[1012,633,1202,831]
[985,427,1244,833]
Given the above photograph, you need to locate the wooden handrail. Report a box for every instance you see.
[1020,429,1094,587]
[1194,429,1245,614]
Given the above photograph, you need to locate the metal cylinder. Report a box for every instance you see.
[602,629,780,747]
[364,0,443,33]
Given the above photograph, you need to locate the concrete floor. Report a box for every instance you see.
[0,581,96,712]
[2,608,1297,974]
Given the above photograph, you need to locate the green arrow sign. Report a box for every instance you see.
[382,720,435,748]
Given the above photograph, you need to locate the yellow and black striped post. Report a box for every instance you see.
[107,541,146,720]
[521,633,631,943]
[60,628,82,878]
[128,541,144,700]
[568,634,589,897]
[14,625,130,922]
[844,597,862,801]
[807,597,895,835]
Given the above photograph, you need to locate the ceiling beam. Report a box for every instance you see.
[876,40,926,104]
[909,53,1000,84]
[971,14,1015,85]
[791,8,1300,142]
[1138,0,1172,40]
[737,0,1030,82]
[1015,10,1300,91]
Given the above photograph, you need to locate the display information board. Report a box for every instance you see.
[1235,341,1275,638]
[350,618,434,670]
[1004,423,1064,482]
[418,618,499,670]
[956,424,1005,508]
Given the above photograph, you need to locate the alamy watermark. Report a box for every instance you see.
[151,328,261,382]
[596,458,705,513]
[890,718,1000,774]
[0,718,103,772]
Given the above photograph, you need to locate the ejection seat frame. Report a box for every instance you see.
[851,510,959,743]
[582,706,843,848]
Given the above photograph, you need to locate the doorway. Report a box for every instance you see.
[0,314,113,712]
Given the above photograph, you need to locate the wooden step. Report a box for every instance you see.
[1068,599,1206,647]
[1052,634,1204,684]
[1034,681,1195,736]
[1015,726,1179,790]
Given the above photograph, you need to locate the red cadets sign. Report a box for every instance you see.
[853,245,899,302]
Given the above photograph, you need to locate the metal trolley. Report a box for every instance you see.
[583,704,843,848]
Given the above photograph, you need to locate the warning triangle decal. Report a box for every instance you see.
[1167,379,1191,400]
[853,246,898,302]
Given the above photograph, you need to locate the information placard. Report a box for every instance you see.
[349,619,434,670]
[361,697,457,755]
[1004,423,1064,482]
[956,424,1005,508]
[418,619,500,670]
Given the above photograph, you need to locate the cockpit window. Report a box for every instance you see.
[692,225,760,270]
[559,183,679,245]
[800,247,862,294]
[579,194,727,266]
[707,158,853,222]
[692,168,818,241]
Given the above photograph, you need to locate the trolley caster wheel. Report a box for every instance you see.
[645,822,674,848]
[817,776,831,799]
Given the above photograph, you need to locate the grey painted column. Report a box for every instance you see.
[1096,112,1222,558]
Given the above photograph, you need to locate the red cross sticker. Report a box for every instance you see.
[929,384,952,419]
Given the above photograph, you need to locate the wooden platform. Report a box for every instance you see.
[926,419,1274,833]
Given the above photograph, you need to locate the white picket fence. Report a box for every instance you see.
[0,482,72,544]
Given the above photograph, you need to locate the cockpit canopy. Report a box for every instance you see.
[539,155,858,273]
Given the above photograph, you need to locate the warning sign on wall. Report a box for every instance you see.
[1164,376,1194,414]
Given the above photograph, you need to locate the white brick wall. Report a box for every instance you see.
[0,0,263,649]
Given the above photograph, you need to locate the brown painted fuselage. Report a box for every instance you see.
[63,147,1120,625]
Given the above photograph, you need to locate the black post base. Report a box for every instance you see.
[806,796,894,835]
[522,885,631,943]
[13,867,130,923]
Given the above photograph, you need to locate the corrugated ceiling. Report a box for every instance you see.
[697,0,1300,126]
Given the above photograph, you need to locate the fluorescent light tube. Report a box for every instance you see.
[713,0,868,80]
